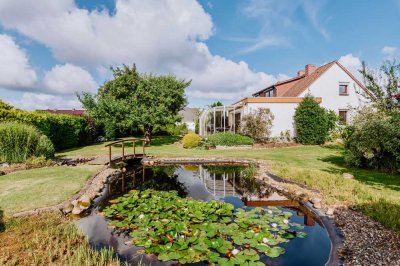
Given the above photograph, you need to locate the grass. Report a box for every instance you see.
[0,212,123,265]
[0,165,101,215]
[59,136,400,232]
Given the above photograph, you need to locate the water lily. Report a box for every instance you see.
[267,210,273,214]
[263,237,269,244]
[138,214,144,220]
[231,249,239,255]
[271,223,278,228]
[283,219,289,224]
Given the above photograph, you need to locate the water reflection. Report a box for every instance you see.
[77,164,330,266]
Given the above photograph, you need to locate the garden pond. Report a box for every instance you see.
[76,163,331,265]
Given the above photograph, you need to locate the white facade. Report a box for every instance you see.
[237,63,365,137]
[243,102,298,137]
[298,63,364,119]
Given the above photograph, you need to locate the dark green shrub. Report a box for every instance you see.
[343,107,400,172]
[294,95,337,145]
[0,122,55,162]
[207,132,253,146]
[0,107,93,151]
[182,133,201,148]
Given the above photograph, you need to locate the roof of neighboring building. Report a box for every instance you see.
[179,107,199,122]
[38,109,85,116]
[252,60,367,98]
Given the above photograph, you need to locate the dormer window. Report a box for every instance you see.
[339,83,348,95]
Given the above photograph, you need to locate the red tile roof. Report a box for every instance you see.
[253,60,368,98]
[38,109,85,116]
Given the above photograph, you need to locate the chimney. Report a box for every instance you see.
[305,64,316,76]
[297,70,305,77]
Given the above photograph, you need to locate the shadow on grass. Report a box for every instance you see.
[319,149,400,192]
[0,207,5,232]
[356,200,400,232]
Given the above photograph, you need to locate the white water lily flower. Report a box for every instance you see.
[263,238,269,244]
[231,249,239,255]
[138,214,144,220]
[283,219,289,224]
[267,210,273,214]
[271,223,278,228]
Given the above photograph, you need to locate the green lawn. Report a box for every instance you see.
[0,165,101,215]
[59,136,400,231]
[2,135,399,231]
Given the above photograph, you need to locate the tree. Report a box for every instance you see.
[0,99,14,110]
[79,65,189,142]
[240,108,274,142]
[360,60,400,111]
[209,101,223,108]
[294,95,337,145]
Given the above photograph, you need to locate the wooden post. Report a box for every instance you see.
[108,145,112,165]
[133,140,136,157]
[122,141,125,160]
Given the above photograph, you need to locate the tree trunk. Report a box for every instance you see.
[144,125,153,145]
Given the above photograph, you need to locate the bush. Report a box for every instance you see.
[207,132,253,146]
[240,108,274,142]
[0,122,55,162]
[182,133,201,148]
[343,107,400,172]
[0,107,93,151]
[294,95,337,145]
[25,155,53,169]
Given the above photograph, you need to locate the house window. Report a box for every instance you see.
[266,90,275,97]
[339,84,348,95]
[339,110,348,124]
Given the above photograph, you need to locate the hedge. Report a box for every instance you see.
[207,132,254,146]
[0,122,55,162]
[0,108,93,151]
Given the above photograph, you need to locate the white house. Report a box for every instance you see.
[199,60,368,137]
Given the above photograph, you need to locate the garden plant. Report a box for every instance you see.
[103,189,306,265]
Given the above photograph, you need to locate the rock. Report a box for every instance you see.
[71,200,78,206]
[310,197,321,204]
[313,202,322,209]
[62,203,74,213]
[0,162,9,168]
[71,206,82,215]
[79,194,91,205]
[326,208,335,215]
[343,173,354,179]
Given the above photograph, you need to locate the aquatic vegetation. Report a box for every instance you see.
[102,189,306,265]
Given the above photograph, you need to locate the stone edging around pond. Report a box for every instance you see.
[12,166,121,218]
[12,156,344,266]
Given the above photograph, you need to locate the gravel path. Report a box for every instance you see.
[335,208,400,265]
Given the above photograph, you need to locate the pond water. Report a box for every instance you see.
[76,163,331,266]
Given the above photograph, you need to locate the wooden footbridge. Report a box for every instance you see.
[104,138,147,166]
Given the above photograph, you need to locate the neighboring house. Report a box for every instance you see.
[38,109,85,116]
[179,107,199,131]
[199,60,368,137]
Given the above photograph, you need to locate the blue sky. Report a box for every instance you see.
[0,0,399,109]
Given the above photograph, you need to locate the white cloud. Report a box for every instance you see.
[382,46,397,55]
[0,34,37,89]
[338,53,363,82]
[0,0,283,104]
[10,92,81,110]
[43,64,97,95]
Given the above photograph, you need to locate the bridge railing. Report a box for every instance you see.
[104,138,147,165]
